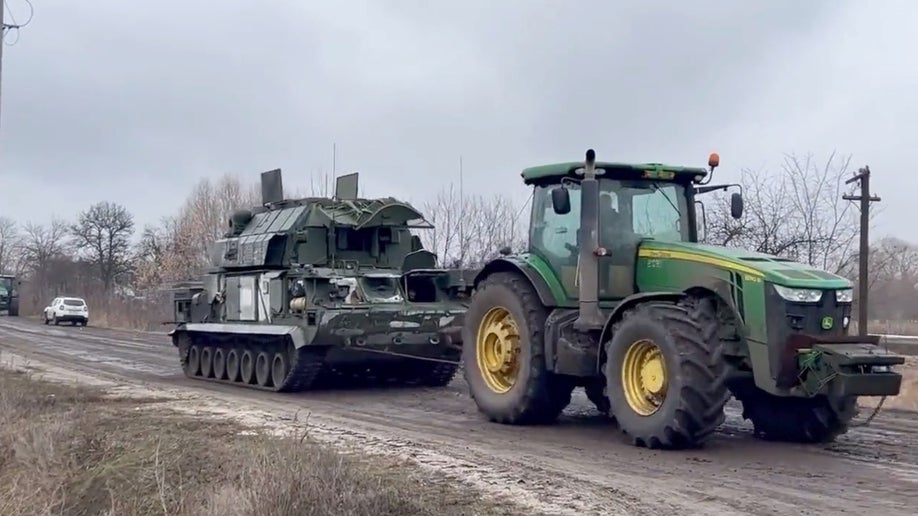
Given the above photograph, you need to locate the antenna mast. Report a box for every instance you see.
[459,155,465,267]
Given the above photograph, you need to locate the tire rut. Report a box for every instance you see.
[1,317,917,514]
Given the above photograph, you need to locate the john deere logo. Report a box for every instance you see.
[821,316,834,330]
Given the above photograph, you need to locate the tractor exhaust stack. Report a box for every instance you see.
[573,149,605,331]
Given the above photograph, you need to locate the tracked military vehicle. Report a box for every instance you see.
[0,275,20,316]
[463,149,904,450]
[169,169,472,392]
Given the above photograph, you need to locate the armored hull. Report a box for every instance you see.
[171,303,465,392]
[168,168,473,392]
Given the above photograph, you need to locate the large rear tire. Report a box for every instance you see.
[462,272,574,425]
[603,297,729,449]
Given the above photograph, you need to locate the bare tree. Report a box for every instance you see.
[418,183,463,266]
[20,218,71,302]
[0,216,20,274]
[70,201,136,293]
[133,219,174,291]
[172,173,261,273]
[706,151,867,274]
[462,193,529,267]
[418,183,528,268]
[858,237,918,320]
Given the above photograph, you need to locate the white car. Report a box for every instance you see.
[43,297,89,326]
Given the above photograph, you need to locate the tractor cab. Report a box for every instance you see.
[523,153,742,304]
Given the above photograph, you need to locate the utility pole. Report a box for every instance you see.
[1,3,6,133]
[843,166,881,336]
[0,0,30,136]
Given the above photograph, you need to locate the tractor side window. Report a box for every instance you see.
[630,184,687,241]
[532,184,580,262]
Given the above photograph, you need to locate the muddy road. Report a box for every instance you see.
[1,317,917,515]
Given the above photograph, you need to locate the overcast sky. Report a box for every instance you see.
[1,0,917,242]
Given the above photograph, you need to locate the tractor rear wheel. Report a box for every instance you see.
[603,297,729,449]
[732,382,858,443]
[462,272,574,425]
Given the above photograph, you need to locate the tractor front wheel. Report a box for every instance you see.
[603,298,730,449]
[732,381,858,443]
[462,272,574,425]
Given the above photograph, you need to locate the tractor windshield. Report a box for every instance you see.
[0,277,11,294]
[607,180,689,243]
[530,178,691,264]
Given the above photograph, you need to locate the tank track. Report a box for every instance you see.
[177,332,460,392]
[178,333,326,393]
[316,360,459,389]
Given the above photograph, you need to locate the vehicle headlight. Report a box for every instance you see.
[773,285,823,303]
[835,288,853,303]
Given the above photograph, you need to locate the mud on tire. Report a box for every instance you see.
[462,271,574,425]
[732,382,859,443]
[603,297,730,449]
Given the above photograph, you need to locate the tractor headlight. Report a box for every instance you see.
[835,288,854,303]
[773,285,823,303]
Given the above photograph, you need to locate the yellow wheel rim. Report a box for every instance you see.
[621,339,668,416]
[475,306,521,394]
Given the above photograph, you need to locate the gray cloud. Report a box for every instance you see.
[1,0,915,242]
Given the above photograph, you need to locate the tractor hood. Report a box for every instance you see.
[638,241,852,289]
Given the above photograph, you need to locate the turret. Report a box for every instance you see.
[211,168,435,272]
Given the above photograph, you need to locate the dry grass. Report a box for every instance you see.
[0,368,520,516]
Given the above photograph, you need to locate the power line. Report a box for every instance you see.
[1,0,34,136]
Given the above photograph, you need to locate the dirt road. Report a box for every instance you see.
[1,317,916,515]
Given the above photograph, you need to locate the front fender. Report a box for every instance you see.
[473,257,559,308]
[597,291,686,366]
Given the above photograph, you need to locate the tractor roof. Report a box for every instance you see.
[520,161,709,186]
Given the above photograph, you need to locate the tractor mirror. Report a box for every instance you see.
[730,192,744,219]
[551,187,571,214]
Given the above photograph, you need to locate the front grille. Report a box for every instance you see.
[764,283,853,379]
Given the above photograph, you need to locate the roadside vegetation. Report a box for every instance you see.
[0,366,520,516]
[2,150,918,333]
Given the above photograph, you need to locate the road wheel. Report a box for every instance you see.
[225,349,241,382]
[52,315,59,326]
[733,381,858,443]
[185,344,201,377]
[240,350,256,384]
[462,272,574,425]
[604,298,729,449]
[271,351,289,389]
[43,314,49,325]
[212,348,226,380]
[255,351,272,387]
[200,347,214,378]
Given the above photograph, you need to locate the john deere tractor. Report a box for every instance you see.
[462,149,904,450]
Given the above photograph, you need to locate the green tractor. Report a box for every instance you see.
[462,149,904,450]
[0,275,21,316]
